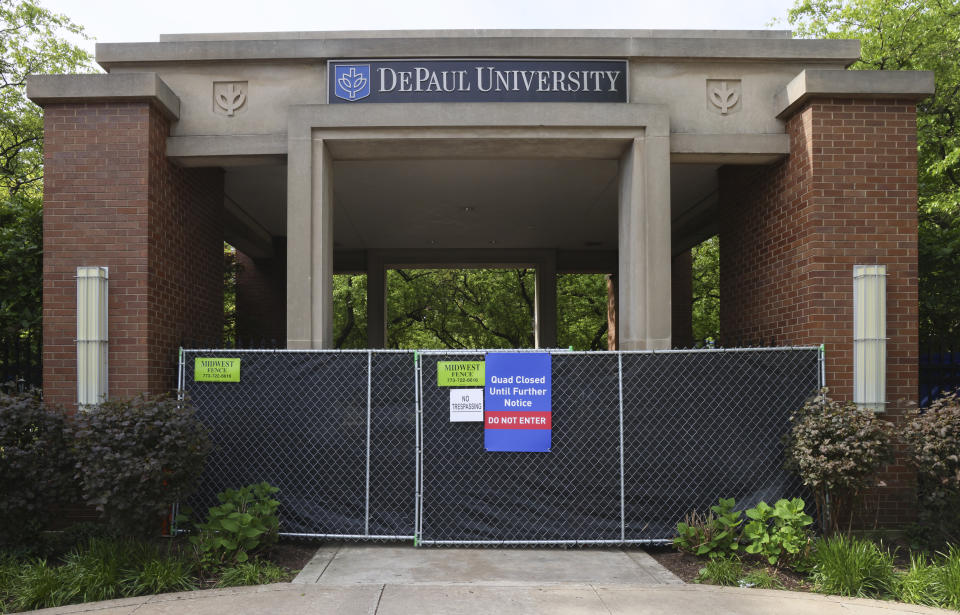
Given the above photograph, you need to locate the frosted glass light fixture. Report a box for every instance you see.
[853,265,886,412]
[77,266,108,405]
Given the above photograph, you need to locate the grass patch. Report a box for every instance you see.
[810,535,895,598]
[739,569,785,590]
[695,556,743,586]
[215,560,290,588]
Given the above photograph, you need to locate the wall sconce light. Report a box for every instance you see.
[853,265,886,412]
[77,266,108,406]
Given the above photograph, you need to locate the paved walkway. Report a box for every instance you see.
[34,545,953,614]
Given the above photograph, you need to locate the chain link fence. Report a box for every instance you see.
[180,346,821,545]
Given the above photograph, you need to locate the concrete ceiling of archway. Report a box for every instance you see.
[222,159,719,250]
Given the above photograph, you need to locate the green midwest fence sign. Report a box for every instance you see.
[194,357,241,382]
[437,361,484,387]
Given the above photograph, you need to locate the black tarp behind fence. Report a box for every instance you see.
[181,347,821,545]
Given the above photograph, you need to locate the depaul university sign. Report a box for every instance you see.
[329,59,628,104]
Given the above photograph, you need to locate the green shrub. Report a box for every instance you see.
[72,394,212,536]
[121,554,196,596]
[903,393,960,537]
[187,482,280,568]
[939,544,960,610]
[739,569,784,590]
[215,559,289,587]
[695,555,743,586]
[674,498,743,558]
[785,389,893,534]
[810,535,895,597]
[742,498,813,569]
[9,559,68,611]
[58,538,132,603]
[0,391,79,548]
[892,552,941,607]
[0,554,19,611]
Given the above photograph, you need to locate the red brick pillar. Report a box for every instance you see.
[236,242,287,344]
[719,97,919,525]
[42,102,224,407]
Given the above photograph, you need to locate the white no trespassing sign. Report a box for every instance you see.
[450,388,484,422]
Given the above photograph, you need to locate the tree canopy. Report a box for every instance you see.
[788,0,960,342]
[0,0,89,338]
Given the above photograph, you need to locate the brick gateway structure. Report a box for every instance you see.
[27,30,932,525]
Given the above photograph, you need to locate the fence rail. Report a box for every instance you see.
[180,346,822,546]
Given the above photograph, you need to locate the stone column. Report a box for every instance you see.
[366,251,387,348]
[617,135,672,350]
[287,135,334,349]
[534,254,557,348]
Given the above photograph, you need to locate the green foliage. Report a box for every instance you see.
[788,0,960,341]
[691,235,719,343]
[121,552,196,596]
[7,559,67,611]
[742,498,814,569]
[215,559,289,587]
[0,390,78,548]
[223,244,240,346]
[902,393,960,537]
[58,538,130,603]
[891,552,942,607]
[940,544,960,610]
[695,555,743,586]
[332,269,611,350]
[187,482,280,568]
[71,395,212,536]
[785,389,893,534]
[810,535,896,597]
[674,498,743,557]
[0,0,92,341]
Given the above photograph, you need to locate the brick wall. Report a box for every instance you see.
[719,97,919,525]
[236,242,286,344]
[42,101,223,407]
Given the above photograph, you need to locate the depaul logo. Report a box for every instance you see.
[334,64,371,101]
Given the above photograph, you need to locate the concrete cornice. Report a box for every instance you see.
[26,73,180,119]
[775,69,935,119]
[159,29,796,42]
[95,36,859,69]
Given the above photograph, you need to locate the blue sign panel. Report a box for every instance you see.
[484,353,552,453]
[328,59,627,104]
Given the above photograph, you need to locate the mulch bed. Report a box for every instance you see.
[261,540,319,573]
[645,545,812,591]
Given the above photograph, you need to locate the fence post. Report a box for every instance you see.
[365,350,372,536]
[618,352,625,542]
[414,350,422,546]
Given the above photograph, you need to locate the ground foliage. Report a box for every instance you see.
[784,389,894,534]
[70,395,212,537]
[902,392,960,538]
[0,390,78,548]
[788,0,960,342]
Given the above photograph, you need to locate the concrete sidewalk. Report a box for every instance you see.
[32,545,954,614]
[34,582,953,615]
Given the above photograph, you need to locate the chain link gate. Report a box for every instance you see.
[180,346,822,544]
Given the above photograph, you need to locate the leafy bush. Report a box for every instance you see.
[187,482,280,568]
[121,552,196,596]
[0,391,78,547]
[8,559,68,612]
[940,544,960,610]
[215,559,289,587]
[674,498,743,557]
[695,555,743,586]
[810,535,895,597]
[71,394,211,536]
[891,552,941,607]
[742,498,813,569]
[902,393,960,536]
[785,389,893,533]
